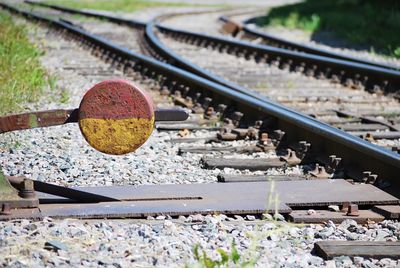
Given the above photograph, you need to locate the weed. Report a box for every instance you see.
[0,10,47,115]
[394,47,400,58]
[186,242,258,268]
[186,181,291,267]
[44,0,223,12]
[60,89,70,104]
[47,75,57,91]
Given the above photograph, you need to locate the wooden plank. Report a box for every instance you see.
[337,123,388,131]
[156,123,219,131]
[313,241,400,260]
[218,174,307,182]
[179,145,263,154]
[349,131,400,139]
[202,157,285,170]
[372,205,400,219]
[289,210,384,224]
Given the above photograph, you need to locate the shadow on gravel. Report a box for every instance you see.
[253,0,400,58]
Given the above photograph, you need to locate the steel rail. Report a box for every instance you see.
[156,24,400,95]
[1,3,399,196]
[220,16,400,72]
[25,1,400,95]
[24,1,330,122]
[144,22,273,101]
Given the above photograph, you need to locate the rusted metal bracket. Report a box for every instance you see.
[0,170,39,214]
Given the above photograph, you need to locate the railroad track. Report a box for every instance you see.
[0,2,399,225]
[219,16,400,71]
[24,1,400,155]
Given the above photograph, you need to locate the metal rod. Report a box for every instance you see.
[0,109,78,134]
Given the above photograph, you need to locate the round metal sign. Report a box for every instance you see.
[78,79,154,155]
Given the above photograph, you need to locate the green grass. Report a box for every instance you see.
[257,0,400,58]
[0,11,47,115]
[44,0,219,12]
[59,89,70,104]
[186,242,258,268]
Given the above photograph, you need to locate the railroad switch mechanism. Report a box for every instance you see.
[0,79,188,154]
[0,79,189,215]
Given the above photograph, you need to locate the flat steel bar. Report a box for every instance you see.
[24,180,398,220]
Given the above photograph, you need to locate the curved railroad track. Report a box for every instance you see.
[24,1,400,156]
[0,2,400,265]
[1,2,398,197]
[219,16,400,71]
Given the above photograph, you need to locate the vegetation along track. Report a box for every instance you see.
[25,1,400,155]
[1,1,399,217]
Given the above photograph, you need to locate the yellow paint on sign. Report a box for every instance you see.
[79,117,154,155]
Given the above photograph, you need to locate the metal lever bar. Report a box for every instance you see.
[0,109,78,134]
[154,108,189,121]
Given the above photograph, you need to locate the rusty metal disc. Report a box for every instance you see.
[78,79,154,155]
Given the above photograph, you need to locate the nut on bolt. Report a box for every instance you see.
[20,179,36,199]
[1,203,11,215]
[346,204,359,217]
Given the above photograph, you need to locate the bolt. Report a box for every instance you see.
[20,179,36,199]
[1,203,11,215]
[341,202,350,212]
[346,204,359,217]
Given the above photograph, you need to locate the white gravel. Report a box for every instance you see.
[0,218,399,267]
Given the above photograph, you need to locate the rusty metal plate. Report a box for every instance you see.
[79,79,155,155]
[20,180,398,220]
[280,180,398,207]
[1,180,397,220]
[37,182,291,219]
[0,172,38,209]
[289,210,384,224]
